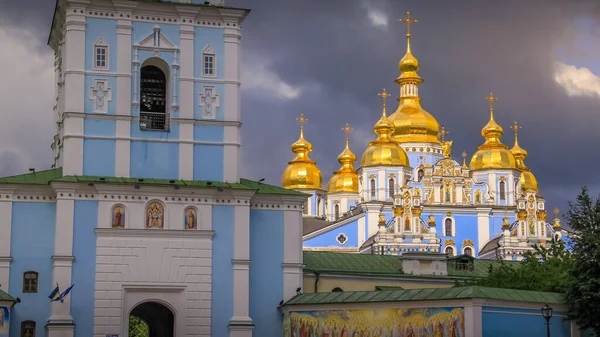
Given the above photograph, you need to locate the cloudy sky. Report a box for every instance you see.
[0,0,599,215]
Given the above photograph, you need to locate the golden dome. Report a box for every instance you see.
[281,114,322,190]
[470,93,517,171]
[328,124,359,194]
[361,89,410,167]
[388,12,440,144]
[510,121,538,192]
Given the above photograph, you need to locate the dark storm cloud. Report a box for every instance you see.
[2,0,600,214]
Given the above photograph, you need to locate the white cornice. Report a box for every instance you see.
[95,228,214,239]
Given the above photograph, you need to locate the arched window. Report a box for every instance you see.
[445,218,453,236]
[334,203,340,220]
[370,179,376,198]
[418,169,424,182]
[332,287,344,292]
[464,247,473,256]
[140,63,168,131]
[388,178,395,199]
[445,246,455,257]
[20,320,36,337]
[23,271,38,293]
[499,180,506,200]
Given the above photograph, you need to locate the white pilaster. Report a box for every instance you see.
[223,125,240,183]
[358,216,366,246]
[179,123,194,180]
[476,208,491,253]
[377,170,385,201]
[49,185,77,328]
[230,203,252,327]
[464,300,483,337]
[365,203,381,238]
[62,8,86,176]
[178,14,195,119]
[0,192,13,292]
[115,119,131,177]
[283,209,303,301]
[223,23,242,183]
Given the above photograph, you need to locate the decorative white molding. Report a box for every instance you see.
[89,79,112,113]
[92,37,109,71]
[199,86,220,119]
[201,45,217,78]
[95,228,214,238]
[62,133,240,146]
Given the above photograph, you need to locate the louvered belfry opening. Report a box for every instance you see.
[140,65,168,131]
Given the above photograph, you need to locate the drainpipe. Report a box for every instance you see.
[314,272,320,293]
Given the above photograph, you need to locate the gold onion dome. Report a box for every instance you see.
[510,121,538,192]
[281,114,322,189]
[470,93,517,171]
[327,124,359,194]
[361,89,410,167]
[388,12,440,144]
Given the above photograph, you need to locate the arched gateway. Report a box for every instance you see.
[128,302,174,337]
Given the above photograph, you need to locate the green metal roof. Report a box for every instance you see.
[283,286,564,306]
[376,286,404,291]
[0,168,304,196]
[0,288,16,303]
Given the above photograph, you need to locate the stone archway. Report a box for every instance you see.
[129,301,174,337]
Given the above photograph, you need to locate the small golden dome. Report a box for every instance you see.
[389,13,440,144]
[510,121,538,192]
[470,93,517,171]
[282,114,322,190]
[328,124,358,194]
[361,90,410,167]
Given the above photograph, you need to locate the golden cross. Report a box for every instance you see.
[554,207,560,217]
[510,121,522,137]
[440,126,449,142]
[378,88,392,107]
[484,92,498,112]
[296,113,308,129]
[342,123,353,140]
[399,11,418,37]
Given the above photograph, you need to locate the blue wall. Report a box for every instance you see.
[194,27,224,80]
[194,125,224,142]
[249,210,284,337]
[72,201,98,337]
[83,140,116,176]
[211,206,234,336]
[9,203,56,337]
[85,18,117,72]
[193,145,223,181]
[304,220,359,248]
[483,307,571,337]
[130,141,179,179]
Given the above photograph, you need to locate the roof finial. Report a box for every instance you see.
[440,126,449,142]
[296,113,308,137]
[510,121,522,143]
[484,92,498,120]
[342,123,353,148]
[378,88,392,117]
[462,151,468,169]
[399,11,418,50]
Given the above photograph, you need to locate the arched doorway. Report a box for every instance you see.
[129,301,174,337]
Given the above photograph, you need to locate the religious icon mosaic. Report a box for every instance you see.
[185,207,197,229]
[146,201,164,229]
[0,306,8,337]
[112,205,125,228]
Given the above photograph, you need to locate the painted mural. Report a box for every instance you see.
[112,205,125,228]
[146,201,164,229]
[284,307,464,337]
[185,207,197,229]
[0,306,8,337]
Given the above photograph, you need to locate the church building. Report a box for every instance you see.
[284,12,567,261]
[0,1,307,336]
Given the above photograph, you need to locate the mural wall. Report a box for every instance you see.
[284,307,464,337]
[0,306,8,337]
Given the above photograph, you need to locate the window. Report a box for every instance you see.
[332,287,344,292]
[370,179,376,198]
[445,246,454,257]
[336,233,347,245]
[445,218,453,236]
[20,320,36,337]
[303,201,308,215]
[317,197,321,217]
[93,37,109,70]
[334,203,340,220]
[388,178,395,199]
[23,271,38,293]
[202,46,216,77]
[418,169,424,182]
[499,180,506,200]
[139,64,168,131]
[464,247,473,256]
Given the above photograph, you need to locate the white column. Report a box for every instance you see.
[62,8,87,176]
[49,187,76,322]
[365,203,381,238]
[283,209,303,301]
[115,11,133,177]
[476,208,491,253]
[222,24,242,183]
[0,190,13,292]
[230,201,253,337]
[377,169,385,201]
[178,19,195,119]
[464,300,483,337]
[179,123,194,180]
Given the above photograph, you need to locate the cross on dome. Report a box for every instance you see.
[296,113,308,130]
[342,123,353,140]
[485,92,498,112]
[440,126,449,142]
[510,121,522,136]
[399,11,418,37]
[378,88,391,107]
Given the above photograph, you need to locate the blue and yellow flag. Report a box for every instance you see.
[54,284,75,303]
[48,283,60,302]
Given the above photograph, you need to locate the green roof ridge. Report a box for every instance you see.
[0,167,62,185]
[0,288,17,302]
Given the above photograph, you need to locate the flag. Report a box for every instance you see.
[48,283,60,302]
[53,284,74,303]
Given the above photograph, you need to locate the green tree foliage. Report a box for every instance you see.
[564,188,600,336]
[465,237,572,293]
[128,315,149,337]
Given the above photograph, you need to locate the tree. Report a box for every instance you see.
[564,187,600,336]
[464,237,572,293]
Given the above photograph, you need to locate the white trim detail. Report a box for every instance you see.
[442,215,456,237]
[444,245,456,257]
[202,45,217,78]
[199,86,220,119]
[89,79,112,114]
[93,37,109,71]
